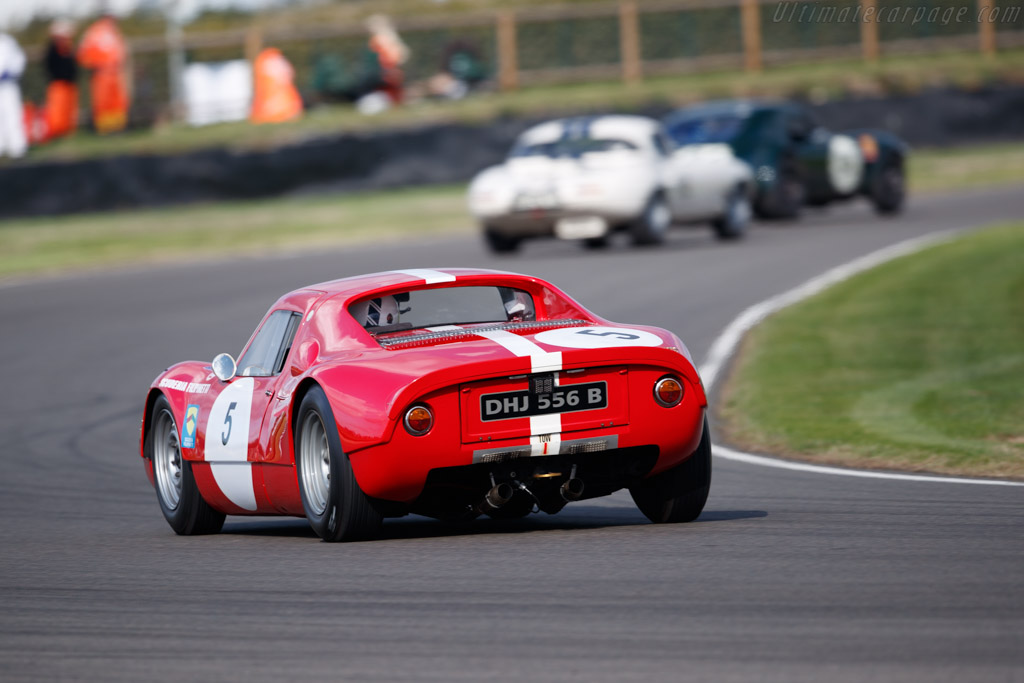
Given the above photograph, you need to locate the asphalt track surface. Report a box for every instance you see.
[2,187,1023,682]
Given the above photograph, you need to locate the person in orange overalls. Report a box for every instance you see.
[77,15,129,134]
[45,20,78,138]
[366,14,409,104]
[250,47,303,124]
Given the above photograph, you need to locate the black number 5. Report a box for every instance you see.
[221,402,237,445]
[578,329,640,340]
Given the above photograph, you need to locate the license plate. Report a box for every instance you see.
[515,190,559,211]
[555,216,608,240]
[480,381,607,422]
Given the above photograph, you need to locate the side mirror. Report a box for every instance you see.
[212,353,237,382]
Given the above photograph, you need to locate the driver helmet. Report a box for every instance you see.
[353,295,401,328]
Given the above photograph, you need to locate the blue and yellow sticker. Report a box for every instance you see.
[182,404,199,449]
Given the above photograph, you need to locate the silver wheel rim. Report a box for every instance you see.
[731,194,751,229]
[648,199,670,235]
[299,412,331,516]
[153,408,182,511]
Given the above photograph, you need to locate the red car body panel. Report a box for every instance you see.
[141,269,707,517]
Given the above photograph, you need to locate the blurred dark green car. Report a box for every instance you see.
[663,100,909,219]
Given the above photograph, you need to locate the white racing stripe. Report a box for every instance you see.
[530,414,561,436]
[477,329,562,373]
[393,269,457,285]
[701,229,1024,487]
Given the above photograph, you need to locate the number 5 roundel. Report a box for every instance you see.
[534,326,663,349]
[204,377,257,511]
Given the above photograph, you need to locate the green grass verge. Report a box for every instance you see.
[12,48,1024,163]
[718,222,1024,479]
[0,185,470,279]
[910,143,1024,193]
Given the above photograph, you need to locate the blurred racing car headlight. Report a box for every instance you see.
[404,404,434,436]
[653,376,684,408]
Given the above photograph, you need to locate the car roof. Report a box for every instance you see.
[665,99,793,121]
[518,115,660,147]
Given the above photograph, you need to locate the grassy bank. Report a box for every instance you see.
[0,185,470,279]
[719,222,1024,479]
[16,48,1024,163]
[0,141,1022,280]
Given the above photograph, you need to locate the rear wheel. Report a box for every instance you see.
[148,395,225,535]
[629,417,711,524]
[755,166,804,220]
[630,194,671,246]
[582,235,610,249]
[483,226,522,254]
[296,386,382,542]
[712,186,752,240]
[871,160,905,215]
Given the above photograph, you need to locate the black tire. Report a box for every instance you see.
[871,160,905,215]
[755,166,804,220]
[629,417,712,524]
[483,226,522,254]
[712,186,752,240]
[582,235,609,249]
[295,386,383,542]
[630,193,671,246]
[147,395,225,535]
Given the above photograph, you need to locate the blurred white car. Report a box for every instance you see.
[468,115,754,253]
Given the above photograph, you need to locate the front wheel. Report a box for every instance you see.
[295,386,382,542]
[148,395,225,535]
[629,417,711,524]
[755,166,804,220]
[712,186,752,240]
[630,194,671,246]
[871,161,905,215]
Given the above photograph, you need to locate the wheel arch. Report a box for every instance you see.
[139,388,169,486]
[290,377,325,443]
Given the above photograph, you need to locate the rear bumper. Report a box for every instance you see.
[348,385,705,505]
[483,208,640,237]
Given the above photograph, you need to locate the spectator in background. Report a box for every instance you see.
[78,15,130,134]
[0,32,27,158]
[45,20,78,139]
[250,47,303,124]
[366,14,409,105]
[427,39,489,100]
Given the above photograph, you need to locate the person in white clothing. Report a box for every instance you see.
[0,33,27,159]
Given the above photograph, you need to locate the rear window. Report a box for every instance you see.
[511,138,638,158]
[349,286,536,335]
[667,114,746,145]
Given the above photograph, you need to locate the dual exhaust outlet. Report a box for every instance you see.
[477,476,585,514]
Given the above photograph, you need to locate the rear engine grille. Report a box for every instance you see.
[377,319,589,349]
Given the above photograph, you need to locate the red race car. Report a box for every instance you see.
[140,268,710,541]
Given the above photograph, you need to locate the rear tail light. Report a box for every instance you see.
[404,404,434,436]
[653,376,683,407]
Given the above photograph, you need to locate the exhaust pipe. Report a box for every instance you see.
[560,478,585,502]
[478,482,515,512]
